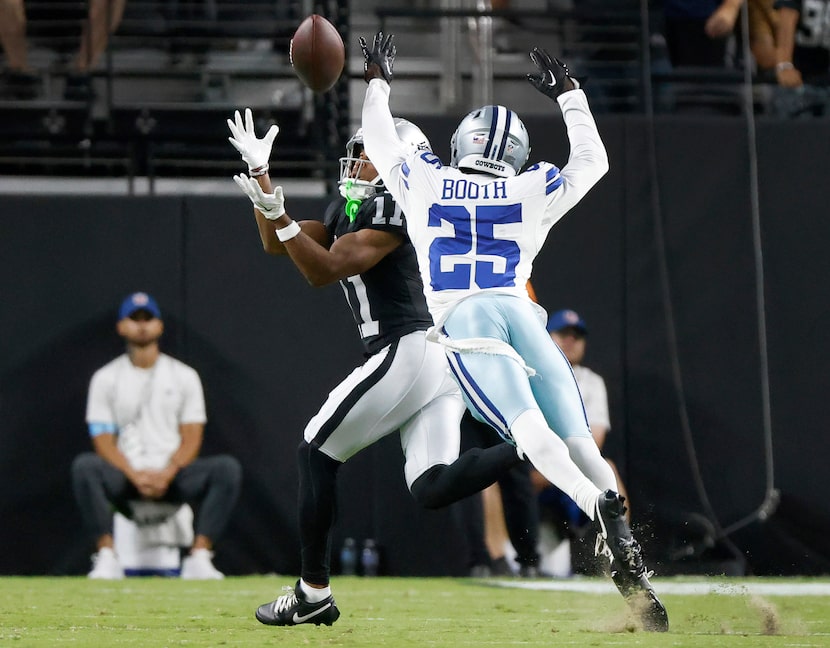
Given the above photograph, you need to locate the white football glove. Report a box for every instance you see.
[227,108,279,175]
[233,173,286,220]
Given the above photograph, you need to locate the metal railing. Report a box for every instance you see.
[0,0,349,188]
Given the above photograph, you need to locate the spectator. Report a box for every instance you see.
[71,292,242,580]
[661,0,742,67]
[747,0,778,72]
[660,0,777,70]
[531,308,627,575]
[0,0,126,100]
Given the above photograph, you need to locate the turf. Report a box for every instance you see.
[2,575,830,647]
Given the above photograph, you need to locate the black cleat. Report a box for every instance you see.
[594,490,669,632]
[255,580,340,626]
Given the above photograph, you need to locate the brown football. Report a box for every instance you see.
[289,14,345,93]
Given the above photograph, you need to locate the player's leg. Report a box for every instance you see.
[257,331,452,626]
[441,295,603,519]
[499,301,618,492]
[403,378,521,509]
[498,298,667,629]
[306,331,450,463]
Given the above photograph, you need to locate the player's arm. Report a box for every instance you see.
[359,32,410,189]
[774,6,803,87]
[248,171,330,256]
[527,49,608,217]
[283,226,404,287]
[226,107,333,254]
[236,172,401,284]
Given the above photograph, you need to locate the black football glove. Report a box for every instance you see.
[359,31,396,84]
[526,48,579,100]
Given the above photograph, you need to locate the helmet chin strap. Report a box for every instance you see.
[340,169,385,222]
[343,180,362,222]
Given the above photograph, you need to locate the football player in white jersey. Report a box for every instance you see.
[359,32,668,632]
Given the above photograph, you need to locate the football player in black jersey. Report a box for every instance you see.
[228,108,522,627]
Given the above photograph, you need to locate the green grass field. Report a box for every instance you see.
[2,575,830,647]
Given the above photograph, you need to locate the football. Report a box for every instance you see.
[289,14,345,93]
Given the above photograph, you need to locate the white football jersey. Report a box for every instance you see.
[362,81,609,323]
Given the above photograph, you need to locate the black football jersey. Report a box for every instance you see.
[323,192,433,356]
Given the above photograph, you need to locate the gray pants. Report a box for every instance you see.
[71,453,242,543]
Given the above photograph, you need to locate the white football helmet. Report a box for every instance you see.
[338,118,431,200]
[450,105,530,177]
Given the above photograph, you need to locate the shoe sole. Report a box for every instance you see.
[610,570,669,632]
[629,589,669,632]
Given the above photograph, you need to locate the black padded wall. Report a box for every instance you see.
[2,115,830,576]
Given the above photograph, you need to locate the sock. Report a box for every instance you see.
[564,436,618,492]
[510,409,602,520]
[300,578,331,602]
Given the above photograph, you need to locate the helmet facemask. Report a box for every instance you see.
[339,129,383,201]
[338,119,432,202]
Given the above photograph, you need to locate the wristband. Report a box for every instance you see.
[276,220,301,242]
[776,62,794,71]
[249,164,269,177]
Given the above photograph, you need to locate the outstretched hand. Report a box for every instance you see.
[227,108,279,174]
[526,48,578,101]
[233,173,286,221]
[360,31,396,84]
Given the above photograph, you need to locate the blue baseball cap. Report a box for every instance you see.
[546,309,587,334]
[118,292,162,320]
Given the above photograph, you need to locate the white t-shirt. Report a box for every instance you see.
[85,353,206,470]
[572,364,610,432]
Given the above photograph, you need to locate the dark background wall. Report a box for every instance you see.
[2,115,829,577]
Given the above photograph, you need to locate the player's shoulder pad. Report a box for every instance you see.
[522,161,562,195]
[401,151,443,192]
[523,161,558,174]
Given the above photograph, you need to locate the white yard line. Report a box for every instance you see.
[487,579,830,596]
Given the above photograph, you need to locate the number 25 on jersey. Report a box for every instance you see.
[427,203,521,291]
